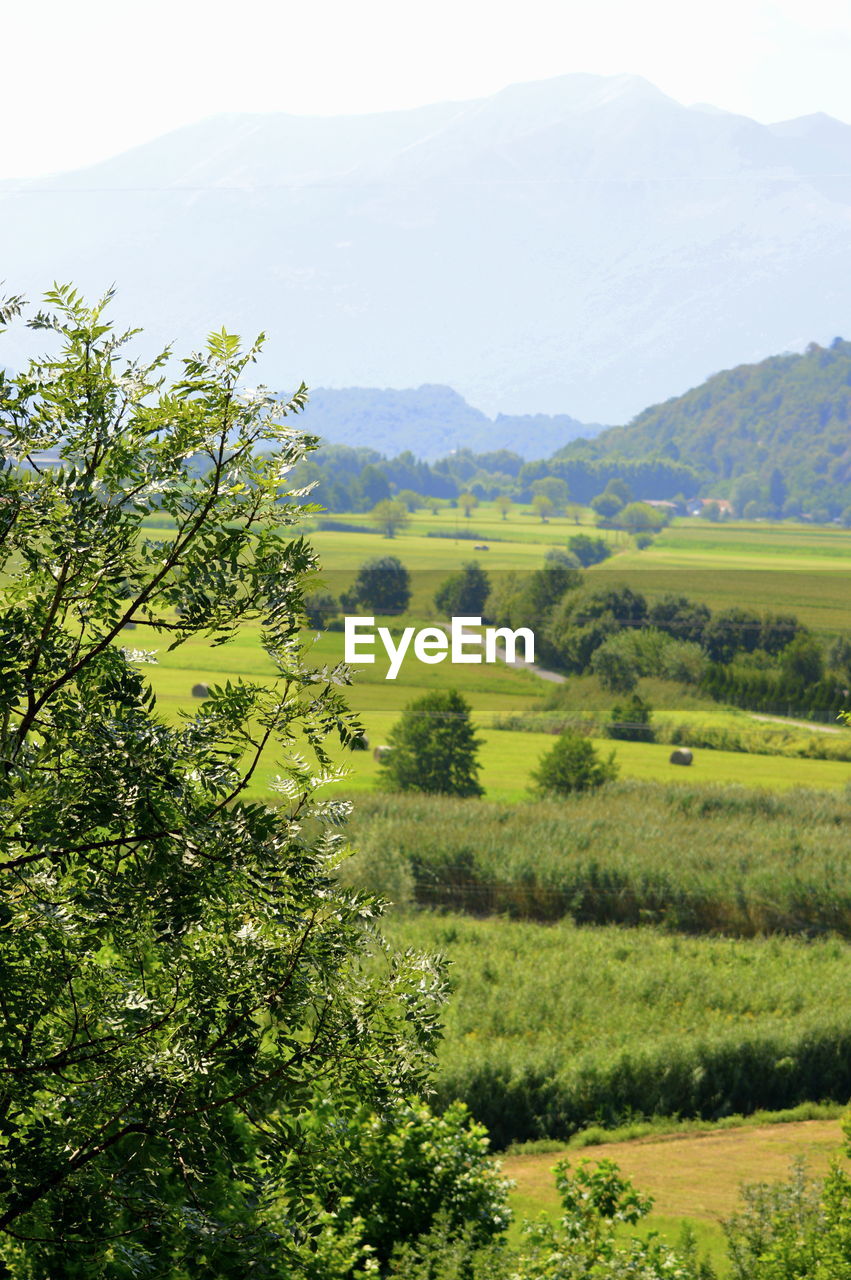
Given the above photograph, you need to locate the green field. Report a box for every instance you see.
[340,785,851,935]
[381,911,851,1149]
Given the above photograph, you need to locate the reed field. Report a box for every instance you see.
[380,911,851,1148]
[339,784,851,935]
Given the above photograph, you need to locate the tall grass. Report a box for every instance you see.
[339,783,851,936]
[383,912,851,1147]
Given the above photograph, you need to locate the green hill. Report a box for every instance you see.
[554,339,851,516]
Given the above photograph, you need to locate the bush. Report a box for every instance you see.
[329,1101,512,1269]
[566,533,612,567]
[343,554,411,614]
[435,562,490,618]
[605,693,655,742]
[381,690,484,796]
[531,731,618,795]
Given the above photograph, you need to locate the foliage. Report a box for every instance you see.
[0,288,446,1274]
[380,690,484,796]
[434,562,490,618]
[563,337,851,515]
[617,501,666,533]
[606,693,655,742]
[565,533,612,567]
[458,492,478,517]
[324,1101,512,1268]
[341,782,851,934]
[530,731,618,795]
[723,1158,851,1280]
[343,554,412,614]
[304,588,340,629]
[369,497,411,538]
[384,1159,710,1280]
[389,910,851,1147]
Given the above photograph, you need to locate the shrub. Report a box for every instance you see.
[381,690,484,796]
[605,693,655,742]
[329,1101,512,1269]
[343,554,411,613]
[531,731,618,795]
[435,562,490,618]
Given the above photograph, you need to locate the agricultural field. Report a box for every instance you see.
[381,911,851,1149]
[340,786,851,935]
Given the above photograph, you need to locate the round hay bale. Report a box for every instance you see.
[373,745,392,763]
[350,733,369,752]
[669,747,693,766]
[191,683,210,699]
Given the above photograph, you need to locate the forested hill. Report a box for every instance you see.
[303,385,603,461]
[555,339,851,515]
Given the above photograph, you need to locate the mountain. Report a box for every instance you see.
[553,338,851,512]
[303,385,601,459]
[3,73,851,421]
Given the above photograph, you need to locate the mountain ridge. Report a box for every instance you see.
[3,71,851,421]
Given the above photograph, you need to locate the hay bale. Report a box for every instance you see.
[373,745,392,763]
[191,683,210,699]
[669,747,693,766]
[350,733,369,752]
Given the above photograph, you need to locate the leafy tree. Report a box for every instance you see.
[532,493,554,522]
[354,461,391,509]
[345,554,411,614]
[531,731,618,795]
[531,476,569,514]
[781,633,825,686]
[370,497,410,538]
[618,501,665,533]
[380,690,484,796]
[326,1101,511,1269]
[495,494,513,520]
[591,489,624,520]
[434,562,490,618]
[605,693,655,742]
[648,593,710,645]
[590,635,641,693]
[0,288,445,1274]
[566,534,612,567]
[395,488,424,511]
[458,492,478,518]
[703,607,762,663]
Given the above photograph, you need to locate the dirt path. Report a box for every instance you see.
[750,712,842,734]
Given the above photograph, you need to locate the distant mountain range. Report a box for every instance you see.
[302,385,603,459]
[3,72,851,421]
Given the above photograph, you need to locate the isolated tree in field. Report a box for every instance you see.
[531,476,569,515]
[381,690,484,796]
[458,491,478,518]
[532,493,554,522]
[344,553,412,614]
[434,561,490,618]
[370,496,410,537]
[495,494,512,520]
[0,288,444,1275]
[531,730,618,795]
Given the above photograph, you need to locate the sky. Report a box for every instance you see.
[4,0,851,178]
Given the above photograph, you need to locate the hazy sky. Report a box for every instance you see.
[5,0,851,178]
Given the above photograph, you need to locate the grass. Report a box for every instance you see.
[502,1116,851,1276]
[380,911,851,1148]
[339,784,851,935]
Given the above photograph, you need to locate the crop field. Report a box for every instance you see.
[340,785,851,935]
[381,911,851,1149]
